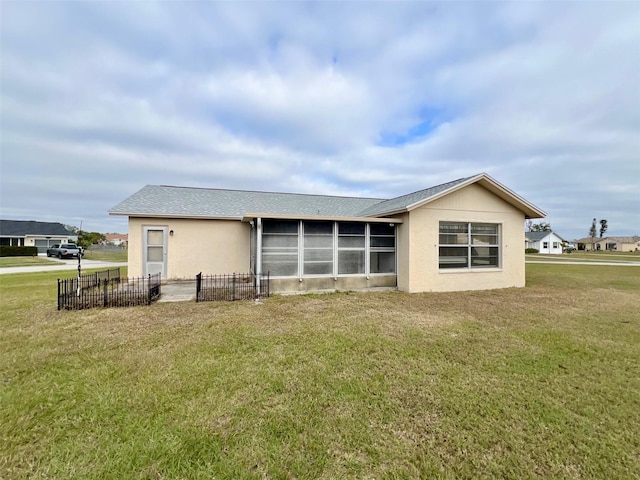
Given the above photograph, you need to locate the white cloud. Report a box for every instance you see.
[1,1,638,238]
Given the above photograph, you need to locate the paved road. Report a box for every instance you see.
[526,260,640,266]
[2,258,638,276]
[0,258,127,275]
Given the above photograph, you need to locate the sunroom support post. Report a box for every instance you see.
[256,217,262,295]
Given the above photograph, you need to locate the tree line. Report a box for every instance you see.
[65,225,107,248]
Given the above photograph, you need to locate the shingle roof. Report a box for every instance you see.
[109,173,546,220]
[525,231,566,242]
[357,176,474,216]
[109,185,384,219]
[576,236,640,243]
[0,220,73,237]
[525,231,552,241]
[603,236,640,243]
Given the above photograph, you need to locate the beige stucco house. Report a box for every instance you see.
[109,173,545,293]
[576,236,640,252]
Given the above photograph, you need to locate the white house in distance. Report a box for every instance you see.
[525,231,566,254]
[109,173,546,293]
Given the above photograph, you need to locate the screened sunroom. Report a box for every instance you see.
[249,217,400,292]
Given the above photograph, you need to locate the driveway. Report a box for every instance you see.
[0,258,127,275]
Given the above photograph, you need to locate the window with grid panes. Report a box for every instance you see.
[370,223,395,273]
[262,220,299,276]
[303,221,334,275]
[338,223,365,274]
[439,222,500,269]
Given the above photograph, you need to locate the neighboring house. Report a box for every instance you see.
[576,236,640,252]
[104,233,128,247]
[525,231,566,254]
[109,173,546,293]
[0,220,77,253]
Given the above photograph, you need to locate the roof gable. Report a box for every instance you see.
[360,173,546,219]
[356,176,474,216]
[0,220,73,237]
[525,231,566,242]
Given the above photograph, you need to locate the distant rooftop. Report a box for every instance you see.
[0,220,73,237]
[525,231,567,242]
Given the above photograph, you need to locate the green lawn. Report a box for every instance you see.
[0,248,127,267]
[0,256,60,268]
[81,247,128,262]
[526,250,640,263]
[1,265,639,479]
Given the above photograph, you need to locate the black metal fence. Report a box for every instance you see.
[74,267,121,291]
[58,270,161,310]
[196,272,270,302]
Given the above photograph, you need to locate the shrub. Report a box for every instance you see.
[0,246,39,257]
[525,248,539,254]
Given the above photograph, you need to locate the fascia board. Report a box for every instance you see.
[242,213,404,223]
[108,212,243,221]
[403,173,547,219]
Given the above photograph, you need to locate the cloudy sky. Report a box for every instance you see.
[1,1,638,239]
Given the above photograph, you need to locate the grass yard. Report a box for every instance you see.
[1,265,639,479]
[0,257,61,268]
[81,248,128,262]
[526,251,640,264]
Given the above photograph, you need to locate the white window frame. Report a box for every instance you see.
[262,220,300,277]
[261,220,397,278]
[439,222,501,270]
[369,223,396,275]
[337,222,366,276]
[303,221,334,277]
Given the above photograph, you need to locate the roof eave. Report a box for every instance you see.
[401,173,546,219]
[242,213,404,223]
[109,211,243,221]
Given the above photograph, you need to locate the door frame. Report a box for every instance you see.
[142,226,168,279]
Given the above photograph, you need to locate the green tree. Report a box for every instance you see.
[78,231,106,247]
[599,219,608,238]
[527,221,551,232]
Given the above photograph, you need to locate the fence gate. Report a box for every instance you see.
[196,272,269,302]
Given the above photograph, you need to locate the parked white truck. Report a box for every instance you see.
[46,243,81,258]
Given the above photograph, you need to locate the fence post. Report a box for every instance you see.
[57,279,61,310]
[147,274,151,305]
[101,279,107,307]
[233,273,236,300]
[196,272,201,302]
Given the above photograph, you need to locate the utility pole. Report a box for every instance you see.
[77,221,82,298]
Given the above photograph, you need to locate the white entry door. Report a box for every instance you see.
[143,226,168,279]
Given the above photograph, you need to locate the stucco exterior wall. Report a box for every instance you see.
[402,183,526,292]
[396,212,411,292]
[617,242,640,252]
[588,239,640,252]
[128,217,251,279]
